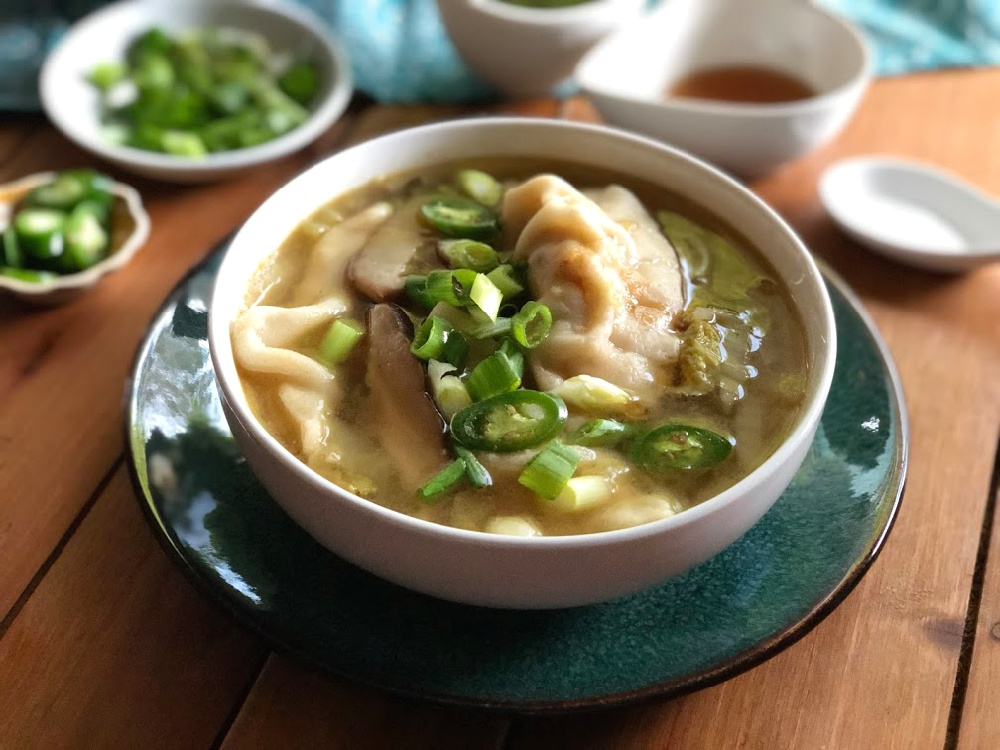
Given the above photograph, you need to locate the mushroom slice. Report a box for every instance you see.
[365,304,450,488]
[348,195,427,302]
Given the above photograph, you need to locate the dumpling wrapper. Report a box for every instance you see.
[502,175,685,402]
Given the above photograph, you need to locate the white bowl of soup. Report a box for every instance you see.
[209,118,836,608]
[575,0,871,177]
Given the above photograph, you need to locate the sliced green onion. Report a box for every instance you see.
[519,442,581,500]
[160,130,208,157]
[548,375,633,413]
[88,61,128,91]
[2,227,22,269]
[319,318,364,366]
[418,459,467,501]
[455,446,492,488]
[548,476,613,512]
[630,424,733,472]
[486,264,525,299]
[469,273,503,322]
[498,339,524,379]
[420,196,498,240]
[404,275,434,309]
[450,390,567,452]
[438,239,499,273]
[457,169,502,207]
[440,330,469,369]
[428,360,473,419]
[424,269,477,307]
[0,267,58,283]
[14,208,65,264]
[411,316,453,360]
[568,419,628,447]
[511,301,552,348]
[468,316,512,340]
[466,351,522,401]
[62,204,109,272]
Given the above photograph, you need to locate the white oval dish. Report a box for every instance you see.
[0,172,150,305]
[576,0,871,177]
[437,0,645,97]
[40,0,353,184]
[208,118,837,609]
[819,156,1000,273]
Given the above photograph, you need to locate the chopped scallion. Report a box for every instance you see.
[418,459,467,501]
[411,316,453,360]
[487,264,524,298]
[468,316,512,340]
[318,317,364,366]
[457,169,502,207]
[424,268,477,307]
[466,351,522,401]
[404,275,434,309]
[469,272,503,322]
[549,374,633,413]
[511,301,552,348]
[455,446,492,488]
[518,442,581,500]
[440,330,469,369]
[438,239,499,273]
[428,360,473,419]
[548,476,612,512]
[567,418,628,447]
[498,339,524,379]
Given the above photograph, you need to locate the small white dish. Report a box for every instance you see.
[208,118,837,609]
[575,0,871,177]
[436,0,645,98]
[0,172,150,305]
[40,0,353,184]
[819,157,1000,273]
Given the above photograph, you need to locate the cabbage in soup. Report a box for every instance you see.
[233,159,808,536]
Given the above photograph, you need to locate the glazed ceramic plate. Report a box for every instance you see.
[125,241,907,712]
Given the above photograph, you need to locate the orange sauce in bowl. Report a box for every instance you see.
[667,65,816,104]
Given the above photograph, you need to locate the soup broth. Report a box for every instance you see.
[234,158,809,536]
[667,65,816,104]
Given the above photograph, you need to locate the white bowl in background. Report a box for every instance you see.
[0,172,149,305]
[40,0,353,183]
[208,118,837,609]
[437,0,646,98]
[576,0,871,177]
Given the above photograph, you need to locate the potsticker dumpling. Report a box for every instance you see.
[502,175,685,402]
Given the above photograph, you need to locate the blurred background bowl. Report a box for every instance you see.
[39,0,353,183]
[437,0,646,98]
[576,0,871,177]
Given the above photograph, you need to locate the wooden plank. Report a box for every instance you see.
[0,469,266,750]
[221,655,509,750]
[0,116,355,621]
[507,71,1000,749]
[957,471,1000,750]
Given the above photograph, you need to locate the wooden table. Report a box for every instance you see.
[1,69,998,749]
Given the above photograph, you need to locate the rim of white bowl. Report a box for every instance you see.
[39,0,353,177]
[471,0,643,25]
[819,156,1000,261]
[0,172,150,296]
[209,117,838,547]
[576,1,872,117]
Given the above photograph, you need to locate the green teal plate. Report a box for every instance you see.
[124,242,907,712]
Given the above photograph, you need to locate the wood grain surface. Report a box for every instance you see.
[1,71,998,750]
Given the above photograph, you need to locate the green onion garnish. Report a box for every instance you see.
[518,442,581,500]
[424,268,477,307]
[318,318,364,366]
[511,301,552,349]
[418,459,467,501]
[457,169,502,207]
[466,351,522,401]
[469,316,513,340]
[455,446,492,488]
[411,316,453,360]
[439,239,499,273]
[567,419,628,447]
[548,476,612,512]
[440,330,469,369]
[404,275,434,309]
[428,360,473,419]
[469,272,503,322]
[487,264,525,298]
[498,339,524,379]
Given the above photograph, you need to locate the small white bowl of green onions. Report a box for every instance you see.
[0,170,150,305]
[39,0,352,183]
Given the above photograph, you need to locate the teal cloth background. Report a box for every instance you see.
[2,0,999,108]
